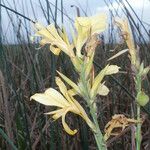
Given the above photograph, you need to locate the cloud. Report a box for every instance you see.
[96,0,150,24]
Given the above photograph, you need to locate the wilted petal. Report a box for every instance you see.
[115,18,137,65]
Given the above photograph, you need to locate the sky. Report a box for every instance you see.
[1,0,150,43]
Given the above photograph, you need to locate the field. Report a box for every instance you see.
[0,0,150,150]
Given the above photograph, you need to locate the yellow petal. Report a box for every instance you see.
[40,38,50,45]
[68,89,77,97]
[55,77,75,105]
[47,24,63,42]
[34,23,73,57]
[36,28,53,40]
[45,88,70,106]
[59,26,70,45]
[90,13,107,34]
[30,88,69,107]
[57,71,81,94]
[45,109,65,120]
[97,83,109,96]
[91,65,119,98]
[75,17,91,57]
[62,110,77,135]
[91,65,109,98]
[70,97,96,132]
[50,45,61,55]
[30,93,63,107]
[55,77,68,96]
[74,14,107,57]
[71,57,82,72]
[142,66,150,77]
[105,65,120,75]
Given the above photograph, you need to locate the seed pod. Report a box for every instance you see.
[137,91,149,106]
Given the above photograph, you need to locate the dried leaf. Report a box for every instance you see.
[107,49,128,61]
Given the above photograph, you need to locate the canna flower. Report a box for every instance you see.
[115,18,137,66]
[30,77,95,135]
[74,14,107,57]
[33,23,75,57]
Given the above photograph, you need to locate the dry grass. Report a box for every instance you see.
[0,0,150,149]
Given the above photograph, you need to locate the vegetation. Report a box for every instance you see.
[0,0,150,150]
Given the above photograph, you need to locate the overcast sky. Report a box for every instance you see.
[1,0,150,43]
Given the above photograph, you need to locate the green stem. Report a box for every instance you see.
[82,91,107,150]
[81,62,107,149]
[89,103,107,150]
[136,104,141,150]
[136,75,141,150]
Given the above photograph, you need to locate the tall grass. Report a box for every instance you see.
[0,0,150,149]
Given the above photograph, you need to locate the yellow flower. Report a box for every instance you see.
[33,23,75,57]
[91,65,120,98]
[74,14,107,57]
[115,19,137,65]
[30,77,95,135]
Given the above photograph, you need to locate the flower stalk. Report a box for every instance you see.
[30,13,120,150]
[89,101,107,150]
[115,18,150,150]
[80,63,107,150]
[135,73,142,150]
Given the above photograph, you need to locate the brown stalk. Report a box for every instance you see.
[0,70,14,147]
